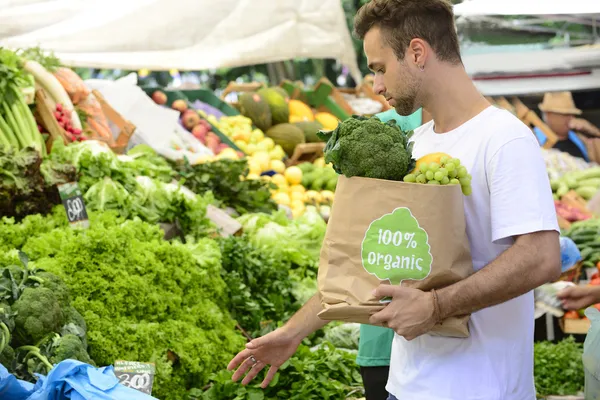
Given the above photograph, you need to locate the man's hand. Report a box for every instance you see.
[369,285,436,341]
[557,285,600,310]
[228,327,302,388]
[569,118,600,137]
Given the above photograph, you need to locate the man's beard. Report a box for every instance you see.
[392,78,420,116]
[393,95,417,116]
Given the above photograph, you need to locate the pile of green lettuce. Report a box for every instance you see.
[47,141,213,237]
[0,208,245,400]
[237,206,327,270]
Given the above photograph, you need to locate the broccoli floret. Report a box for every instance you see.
[61,306,87,348]
[37,271,71,309]
[49,334,94,366]
[0,345,15,370]
[319,116,415,180]
[12,287,63,345]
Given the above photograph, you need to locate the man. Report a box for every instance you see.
[534,91,600,162]
[357,107,424,400]
[228,1,561,399]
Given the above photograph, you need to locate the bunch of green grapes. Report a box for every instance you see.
[403,156,472,195]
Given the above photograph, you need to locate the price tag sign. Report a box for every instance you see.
[114,360,155,395]
[57,182,89,229]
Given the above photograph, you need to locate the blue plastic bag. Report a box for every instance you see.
[560,236,582,273]
[0,364,38,400]
[0,360,157,400]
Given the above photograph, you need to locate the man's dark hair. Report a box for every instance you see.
[354,0,462,64]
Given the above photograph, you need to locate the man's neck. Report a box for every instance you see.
[423,65,490,133]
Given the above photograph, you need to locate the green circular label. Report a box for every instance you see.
[361,207,433,286]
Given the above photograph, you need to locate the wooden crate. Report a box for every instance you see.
[34,88,69,152]
[285,143,325,167]
[92,90,136,154]
[560,316,591,334]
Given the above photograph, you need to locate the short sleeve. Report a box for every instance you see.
[488,135,560,244]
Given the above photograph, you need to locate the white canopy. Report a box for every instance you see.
[454,0,600,17]
[0,0,362,82]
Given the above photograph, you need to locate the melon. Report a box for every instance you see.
[258,88,290,125]
[239,92,272,132]
[265,123,305,157]
[271,86,290,101]
[294,121,324,143]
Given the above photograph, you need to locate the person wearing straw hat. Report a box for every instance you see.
[534,91,600,162]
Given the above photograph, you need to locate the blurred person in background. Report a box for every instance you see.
[534,91,600,162]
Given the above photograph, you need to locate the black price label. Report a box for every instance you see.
[114,360,155,395]
[57,182,89,229]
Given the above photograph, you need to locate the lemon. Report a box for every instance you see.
[269,145,286,160]
[304,190,321,204]
[262,137,275,151]
[270,159,286,174]
[291,199,305,210]
[313,157,326,168]
[250,129,265,143]
[193,155,213,165]
[291,207,305,219]
[289,184,306,194]
[284,166,303,185]
[246,143,257,155]
[320,190,335,204]
[271,173,287,187]
[246,173,260,180]
[290,191,305,202]
[217,148,239,160]
[252,151,271,171]
[248,160,262,175]
[273,192,291,206]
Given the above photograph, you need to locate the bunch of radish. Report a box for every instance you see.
[54,103,86,142]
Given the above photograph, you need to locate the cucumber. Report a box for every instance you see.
[556,182,570,197]
[579,247,594,260]
[577,178,600,188]
[573,166,600,181]
[571,234,598,245]
[583,260,596,269]
[575,186,597,200]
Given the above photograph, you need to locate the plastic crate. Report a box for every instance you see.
[139,86,243,154]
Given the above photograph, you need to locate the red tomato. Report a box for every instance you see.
[565,310,580,319]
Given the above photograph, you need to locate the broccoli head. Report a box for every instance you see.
[317,115,415,181]
[12,287,63,345]
[49,334,94,366]
[61,306,88,348]
[37,271,71,309]
[0,344,15,370]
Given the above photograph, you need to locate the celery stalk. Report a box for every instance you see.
[0,112,19,148]
[0,124,10,147]
[14,89,45,155]
[1,102,25,149]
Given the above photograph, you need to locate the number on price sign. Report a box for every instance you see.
[57,182,89,229]
[114,360,155,395]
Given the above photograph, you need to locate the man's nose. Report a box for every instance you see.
[373,76,386,96]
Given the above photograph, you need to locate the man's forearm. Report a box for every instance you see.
[437,231,560,320]
[283,293,329,341]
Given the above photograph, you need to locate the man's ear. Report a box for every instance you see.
[407,38,428,69]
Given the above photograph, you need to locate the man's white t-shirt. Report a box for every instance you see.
[386,106,560,400]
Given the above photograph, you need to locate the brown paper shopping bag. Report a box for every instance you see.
[317,175,474,338]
